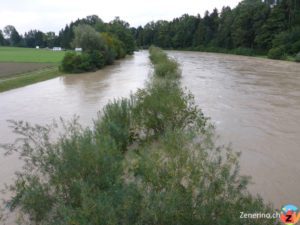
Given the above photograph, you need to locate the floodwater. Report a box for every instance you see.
[0,51,150,223]
[0,50,300,220]
[168,51,300,208]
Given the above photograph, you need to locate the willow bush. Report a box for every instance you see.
[0,47,279,225]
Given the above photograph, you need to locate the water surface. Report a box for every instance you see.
[168,51,300,207]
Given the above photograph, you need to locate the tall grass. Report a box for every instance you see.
[0,47,279,225]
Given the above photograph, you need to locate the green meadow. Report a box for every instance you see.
[0,67,63,92]
[0,47,65,92]
[0,47,65,63]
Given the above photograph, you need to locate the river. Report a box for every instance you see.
[0,50,300,215]
[168,51,300,208]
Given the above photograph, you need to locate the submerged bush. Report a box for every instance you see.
[133,81,205,138]
[154,58,180,78]
[295,52,300,62]
[60,51,106,73]
[60,52,82,73]
[268,46,286,60]
[95,97,135,153]
[232,47,255,56]
[1,47,278,225]
[149,46,181,78]
[89,50,105,69]
[272,26,300,55]
[149,46,168,64]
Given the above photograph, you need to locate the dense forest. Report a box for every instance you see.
[132,0,300,59]
[0,0,299,60]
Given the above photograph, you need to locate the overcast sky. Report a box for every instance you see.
[0,0,242,35]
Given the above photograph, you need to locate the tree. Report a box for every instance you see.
[171,14,198,48]
[101,32,126,59]
[134,26,144,47]
[229,0,267,48]
[0,30,4,46]
[44,32,57,48]
[24,30,46,48]
[193,17,206,47]
[109,17,136,54]
[216,7,234,48]
[254,7,281,50]
[72,24,106,52]
[4,25,21,46]
[59,25,74,49]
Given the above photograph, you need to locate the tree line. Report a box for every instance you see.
[0,15,135,55]
[1,0,299,60]
[0,15,137,73]
[132,0,300,59]
[0,25,59,48]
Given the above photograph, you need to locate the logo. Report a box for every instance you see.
[280,205,300,225]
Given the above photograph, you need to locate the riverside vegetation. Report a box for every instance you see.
[0,47,279,225]
[2,0,300,64]
[0,17,135,91]
[59,24,129,73]
[132,0,300,61]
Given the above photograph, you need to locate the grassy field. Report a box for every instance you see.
[0,47,65,63]
[0,67,63,92]
[0,47,65,92]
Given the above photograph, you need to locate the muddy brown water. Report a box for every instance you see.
[0,50,300,222]
[168,51,300,208]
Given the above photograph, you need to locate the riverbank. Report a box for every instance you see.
[142,47,298,63]
[188,47,298,62]
[0,66,63,92]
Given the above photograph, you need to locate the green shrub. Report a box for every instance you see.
[295,52,300,62]
[149,46,168,64]
[272,27,300,55]
[1,118,277,225]
[154,59,180,78]
[123,130,277,225]
[101,32,126,59]
[60,51,106,73]
[89,50,105,69]
[104,48,116,65]
[60,52,82,73]
[149,46,181,78]
[232,47,255,56]
[77,53,93,71]
[133,81,206,137]
[95,97,135,152]
[268,46,286,59]
[291,41,300,55]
